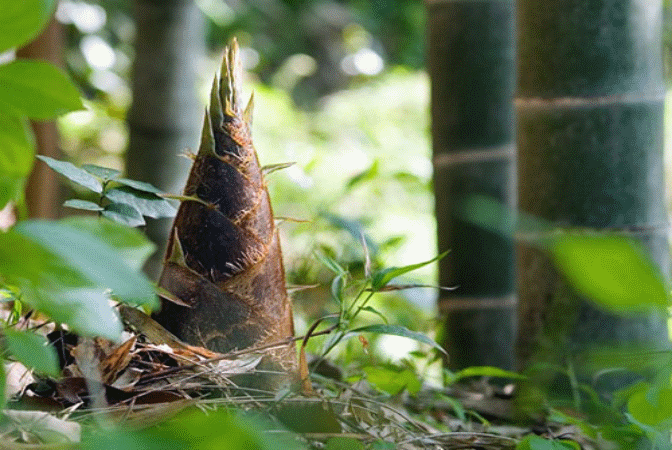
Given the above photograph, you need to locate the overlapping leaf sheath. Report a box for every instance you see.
[153,41,296,383]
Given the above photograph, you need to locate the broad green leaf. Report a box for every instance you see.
[371,251,449,290]
[4,328,59,376]
[105,187,176,218]
[49,288,123,340]
[516,435,580,450]
[63,199,103,212]
[363,366,421,395]
[0,0,55,53]
[37,155,103,193]
[115,178,163,194]
[347,324,447,355]
[0,60,82,119]
[627,384,672,429]
[0,113,33,208]
[102,203,146,227]
[83,409,306,450]
[16,220,157,308]
[0,230,121,339]
[454,366,526,382]
[548,234,669,313]
[325,437,365,450]
[60,217,156,271]
[81,164,121,181]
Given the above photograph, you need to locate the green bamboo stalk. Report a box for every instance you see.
[516,0,669,388]
[428,0,517,370]
[126,0,205,278]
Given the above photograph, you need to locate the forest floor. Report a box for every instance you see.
[0,305,593,450]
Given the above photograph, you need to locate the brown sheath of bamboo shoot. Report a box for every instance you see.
[153,40,297,387]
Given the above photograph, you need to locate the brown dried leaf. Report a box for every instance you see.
[100,336,136,385]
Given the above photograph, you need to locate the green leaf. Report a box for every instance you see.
[83,409,307,450]
[0,60,82,119]
[627,384,672,429]
[454,366,526,382]
[360,305,388,323]
[115,178,163,194]
[0,0,56,53]
[516,435,580,450]
[0,113,33,208]
[102,203,146,227]
[81,164,121,181]
[363,366,421,395]
[37,156,102,193]
[0,230,122,340]
[63,199,103,212]
[59,217,156,271]
[347,324,447,355]
[4,328,59,376]
[325,437,365,450]
[548,234,669,313]
[105,187,177,219]
[316,252,347,275]
[15,220,157,308]
[371,251,449,290]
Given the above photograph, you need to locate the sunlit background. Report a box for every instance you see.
[43,0,672,367]
[52,0,435,364]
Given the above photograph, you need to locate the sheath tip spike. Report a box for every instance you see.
[167,229,187,266]
[220,38,243,118]
[243,91,254,126]
[209,75,223,129]
[200,107,215,156]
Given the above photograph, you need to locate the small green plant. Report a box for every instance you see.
[37,155,176,226]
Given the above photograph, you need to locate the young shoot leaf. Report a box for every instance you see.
[105,187,176,219]
[371,251,449,290]
[360,306,388,324]
[316,252,347,276]
[4,328,59,376]
[81,164,121,181]
[115,178,163,194]
[347,324,447,355]
[63,199,103,212]
[330,274,346,304]
[37,156,102,193]
[102,203,146,227]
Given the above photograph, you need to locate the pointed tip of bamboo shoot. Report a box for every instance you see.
[209,75,223,128]
[220,38,243,118]
[200,107,216,156]
[243,91,254,126]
